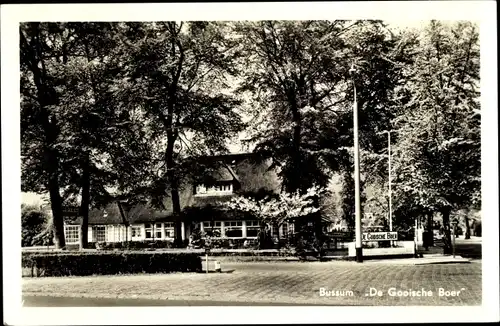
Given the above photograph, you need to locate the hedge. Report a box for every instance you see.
[22,251,202,277]
[200,249,296,257]
[56,241,183,251]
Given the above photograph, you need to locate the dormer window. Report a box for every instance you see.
[195,182,233,196]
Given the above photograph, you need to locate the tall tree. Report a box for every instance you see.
[20,22,68,248]
[58,23,155,249]
[21,23,151,249]
[236,20,361,193]
[237,19,413,229]
[115,22,244,245]
[391,21,480,253]
[324,21,415,230]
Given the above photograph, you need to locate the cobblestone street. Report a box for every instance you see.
[23,261,482,306]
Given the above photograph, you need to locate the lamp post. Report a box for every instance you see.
[350,64,363,263]
[388,131,392,232]
[379,130,394,232]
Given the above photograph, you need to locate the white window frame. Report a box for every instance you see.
[131,225,142,238]
[281,223,288,237]
[202,221,222,237]
[155,223,162,239]
[92,225,107,242]
[280,222,294,237]
[246,220,260,238]
[145,223,154,240]
[131,226,142,238]
[195,183,233,197]
[64,225,80,244]
[225,221,243,238]
[164,222,175,239]
[114,226,120,242]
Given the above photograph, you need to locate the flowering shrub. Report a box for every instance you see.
[220,186,325,249]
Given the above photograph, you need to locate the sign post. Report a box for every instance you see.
[205,247,210,273]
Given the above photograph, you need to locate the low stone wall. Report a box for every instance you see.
[348,241,415,257]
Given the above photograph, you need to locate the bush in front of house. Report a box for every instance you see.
[21,204,53,247]
[22,251,202,277]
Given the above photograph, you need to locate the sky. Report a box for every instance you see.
[21,192,47,206]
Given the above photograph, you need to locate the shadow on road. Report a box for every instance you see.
[420,239,482,259]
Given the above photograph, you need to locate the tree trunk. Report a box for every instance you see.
[286,91,302,194]
[440,207,452,255]
[464,215,471,239]
[166,133,183,247]
[426,211,434,247]
[79,153,90,250]
[291,115,302,193]
[42,140,65,249]
[276,222,281,250]
[42,108,65,250]
[162,26,184,248]
[171,188,183,246]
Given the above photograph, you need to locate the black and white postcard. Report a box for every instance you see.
[2,1,498,325]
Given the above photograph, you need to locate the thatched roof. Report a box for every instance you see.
[64,153,280,225]
[211,164,239,182]
[124,202,172,223]
[64,202,127,225]
[191,194,234,207]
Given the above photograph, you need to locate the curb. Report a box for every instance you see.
[364,256,472,265]
[413,258,472,265]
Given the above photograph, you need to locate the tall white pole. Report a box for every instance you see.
[352,77,363,263]
[388,131,392,232]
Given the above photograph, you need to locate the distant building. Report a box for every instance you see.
[62,153,299,244]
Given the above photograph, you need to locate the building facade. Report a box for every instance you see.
[63,153,295,245]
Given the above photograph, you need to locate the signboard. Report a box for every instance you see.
[362,232,398,242]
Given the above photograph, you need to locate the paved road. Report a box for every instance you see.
[23,260,481,306]
[23,295,316,307]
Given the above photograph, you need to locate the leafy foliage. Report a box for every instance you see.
[21,205,52,247]
[388,21,480,251]
[20,22,152,249]
[391,21,480,213]
[111,22,245,243]
[235,21,357,193]
[20,21,481,253]
[222,185,324,227]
